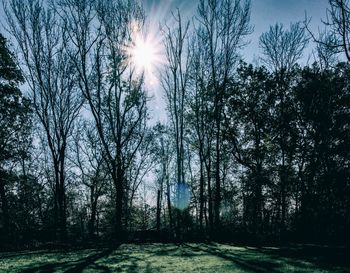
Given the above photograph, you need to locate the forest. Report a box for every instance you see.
[0,0,349,255]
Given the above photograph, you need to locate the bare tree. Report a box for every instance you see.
[161,10,191,239]
[260,22,309,72]
[196,0,252,234]
[259,22,308,240]
[72,120,107,238]
[57,0,149,239]
[187,33,216,233]
[309,0,350,62]
[125,128,154,231]
[152,123,174,235]
[4,0,83,241]
[162,10,190,196]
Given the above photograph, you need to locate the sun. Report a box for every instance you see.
[132,36,157,71]
[127,24,162,85]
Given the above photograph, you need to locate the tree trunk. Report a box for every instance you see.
[253,174,263,239]
[214,92,222,235]
[214,122,221,233]
[156,189,161,233]
[114,173,123,241]
[54,166,59,241]
[166,175,174,238]
[58,156,67,242]
[199,151,205,232]
[206,156,214,234]
[0,178,9,242]
[281,171,286,241]
[89,186,97,238]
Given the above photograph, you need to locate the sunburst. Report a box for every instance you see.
[127,22,162,86]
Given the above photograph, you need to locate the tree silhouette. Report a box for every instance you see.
[0,33,32,244]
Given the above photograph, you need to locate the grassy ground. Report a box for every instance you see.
[0,243,349,273]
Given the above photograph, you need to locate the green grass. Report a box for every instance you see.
[0,243,348,272]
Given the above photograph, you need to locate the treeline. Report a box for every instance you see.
[0,0,349,248]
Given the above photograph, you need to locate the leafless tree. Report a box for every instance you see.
[152,123,174,235]
[4,0,83,240]
[196,0,252,233]
[72,120,108,238]
[187,33,215,233]
[162,9,190,209]
[161,10,191,240]
[125,129,154,231]
[56,0,149,239]
[308,0,350,62]
[259,22,309,72]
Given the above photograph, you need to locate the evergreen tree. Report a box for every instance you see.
[0,33,31,244]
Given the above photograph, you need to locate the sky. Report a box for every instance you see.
[142,0,330,121]
[144,0,329,63]
[247,0,329,63]
[0,0,332,203]
[0,0,331,62]
[0,0,331,121]
[0,0,330,67]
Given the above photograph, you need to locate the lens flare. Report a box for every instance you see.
[173,182,191,210]
[131,36,157,72]
[127,21,163,86]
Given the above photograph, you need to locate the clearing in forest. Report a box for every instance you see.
[0,243,349,273]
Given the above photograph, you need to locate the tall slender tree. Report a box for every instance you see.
[4,0,83,240]
[196,0,252,235]
[259,22,308,240]
[57,0,149,239]
[162,10,191,239]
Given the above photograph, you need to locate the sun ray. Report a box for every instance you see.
[132,36,157,71]
[127,22,163,86]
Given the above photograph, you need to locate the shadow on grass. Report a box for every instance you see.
[185,243,349,273]
[253,245,350,269]
[20,248,115,273]
[185,244,281,273]
[10,243,349,273]
[0,249,72,260]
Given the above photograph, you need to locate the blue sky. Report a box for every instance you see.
[0,0,331,121]
[1,0,330,62]
[144,0,329,63]
[142,0,330,121]
[248,0,329,62]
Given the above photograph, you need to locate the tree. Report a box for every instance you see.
[259,23,308,240]
[162,10,191,240]
[316,0,350,61]
[153,123,174,236]
[196,0,252,235]
[125,127,154,231]
[294,63,350,243]
[305,0,350,65]
[4,0,84,241]
[72,120,108,238]
[224,63,274,240]
[57,0,149,240]
[152,123,174,236]
[260,23,309,72]
[0,33,32,243]
[187,36,211,233]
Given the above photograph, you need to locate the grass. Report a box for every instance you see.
[0,243,349,272]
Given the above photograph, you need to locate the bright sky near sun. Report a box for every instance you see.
[0,0,331,67]
[0,0,330,122]
[142,0,330,121]
[0,0,332,206]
